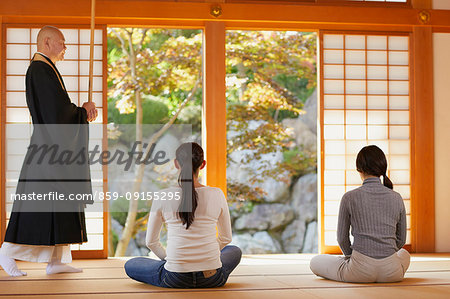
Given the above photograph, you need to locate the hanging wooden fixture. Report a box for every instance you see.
[88,0,96,102]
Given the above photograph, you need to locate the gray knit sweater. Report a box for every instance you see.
[337,177,407,259]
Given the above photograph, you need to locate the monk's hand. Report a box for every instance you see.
[82,102,97,122]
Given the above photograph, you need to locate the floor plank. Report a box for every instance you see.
[1,254,449,298]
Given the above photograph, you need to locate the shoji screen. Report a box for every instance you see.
[3,26,106,256]
[320,32,411,252]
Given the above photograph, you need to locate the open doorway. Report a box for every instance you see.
[225,30,318,254]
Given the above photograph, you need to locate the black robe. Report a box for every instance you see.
[4,54,93,245]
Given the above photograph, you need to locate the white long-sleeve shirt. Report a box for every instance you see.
[145,186,232,272]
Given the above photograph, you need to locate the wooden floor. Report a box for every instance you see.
[1,254,450,298]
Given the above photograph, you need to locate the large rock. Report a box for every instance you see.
[282,118,317,152]
[231,232,281,254]
[281,219,306,253]
[299,89,317,133]
[290,173,317,223]
[234,203,294,231]
[227,149,290,202]
[302,221,318,253]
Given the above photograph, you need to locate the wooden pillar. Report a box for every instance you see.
[203,21,227,194]
[412,26,435,252]
[0,19,4,242]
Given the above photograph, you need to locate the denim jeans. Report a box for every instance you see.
[124,245,242,288]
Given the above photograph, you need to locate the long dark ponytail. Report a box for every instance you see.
[176,142,204,229]
[356,145,393,189]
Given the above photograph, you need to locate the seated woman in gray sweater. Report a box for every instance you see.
[310,145,410,283]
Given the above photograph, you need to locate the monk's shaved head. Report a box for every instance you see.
[36,26,66,63]
[37,26,64,47]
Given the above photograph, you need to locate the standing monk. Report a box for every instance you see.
[0,26,98,276]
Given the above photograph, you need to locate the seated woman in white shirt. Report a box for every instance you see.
[124,142,241,288]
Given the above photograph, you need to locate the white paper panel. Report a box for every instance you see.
[390,126,409,139]
[325,202,340,216]
[323,34,343,49]
[390,140,410,155]
[389,51,409,65]
[324,231,339,246]
[346,125,366,140]
[6,92,27,107]
[7,139,29,155]
[324,125,345,140]
[324,80,344,94]
[324,110,345,124]
[60,29,79,44]
[390,155,410,170]
[389,111,409,125]
[80,45,103,60]
[324,50,344,64]
[80,29,103,44]
[346,170,361,185]
[6,124,31,139]
[324,95,344,109]
[368,125,388,139]
[367,35,387,50]
[389,81,409,95]
[345,50,365,64]
[324,216,338,230]
[344,96,364,111]
[389,36,409,50]
[367,80,388,95]
[389,96,409,110]
[368,111,388,125]
[6,155,25,171]
[367,51,387,65]
[345,35,365,50]
[403,199,411,214]
[324,170,345,185]
[346,110,366,125]
[395,185,411,200]
[85,219,104,234]
[31,29,40,44]
[6,76,25,91]
[346,140,367,154]
[7,60,29,75]
[7,45,30,59]
[79,235,103,250]
[80,60,103,76]
[390,170,410,185]
[6,108,30,123]
[58,61,79,76]
[64,45,79,60]
[324,185,346,201]
[346,80,366,94]
[324,140,346,155]
[389,66,409,80]
[7,28,30,43]
[345,65,365,79]
[325,156,346,170]
[64,77,79,92]
[367,95,388,109]
[367,66,387,79]
[80,77,103,92]
[346,154,357,169]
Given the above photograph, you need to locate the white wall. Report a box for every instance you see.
[433,33,450,252]
[433,0,450,10]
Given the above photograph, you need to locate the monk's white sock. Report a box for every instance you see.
[46,246,82,274]
[0,253,27,277]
